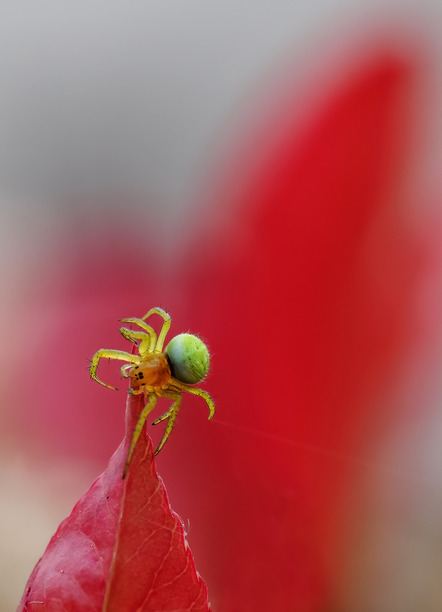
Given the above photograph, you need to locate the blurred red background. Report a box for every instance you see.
[1,6,442,612]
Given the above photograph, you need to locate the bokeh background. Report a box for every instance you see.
[1,2,442,611]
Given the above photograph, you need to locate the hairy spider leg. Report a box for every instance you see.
[123,394,158,478]
[127,388,145,396]
[90,350,140,390]
[119,318,157,353]
[141,307,171,352]
[120,363,133,378]
[151,391,183,455]
[169,381,216,419]
[119,327,153,355]
[120,364,150,392]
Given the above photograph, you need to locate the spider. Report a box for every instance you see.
[89,307,215,478]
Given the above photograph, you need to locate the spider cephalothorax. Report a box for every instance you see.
[90,307,214,477]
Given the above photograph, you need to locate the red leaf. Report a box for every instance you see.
[18,394,210,612]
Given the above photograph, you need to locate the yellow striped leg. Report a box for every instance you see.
[90,349,140,390]
[123,394,158,479]
[170,381,215,420]
[141,307,171,352]
[119,327,153,355]
[152,394,182,455]
[119,318,157,353]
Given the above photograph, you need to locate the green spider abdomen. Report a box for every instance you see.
[165,333,210,384]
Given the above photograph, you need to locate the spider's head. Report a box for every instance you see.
[129,353,171,389]
[165,333,210,384]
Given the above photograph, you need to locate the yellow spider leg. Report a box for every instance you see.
[128,388,145,396]
[152,394,182,455]
[151,411,170,424]
[170,381,215,420]
[141,307,171,352]
[119,318,157,352]
[152,391,182,423]
[120,363,133,378]
[123,394,158,479]
[90,350,140,390]
[119,327,152,355]
[121,365,149,393]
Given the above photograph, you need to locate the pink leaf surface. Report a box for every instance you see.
[18,394,209,612]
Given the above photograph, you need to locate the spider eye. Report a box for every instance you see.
[165,333,210,384]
